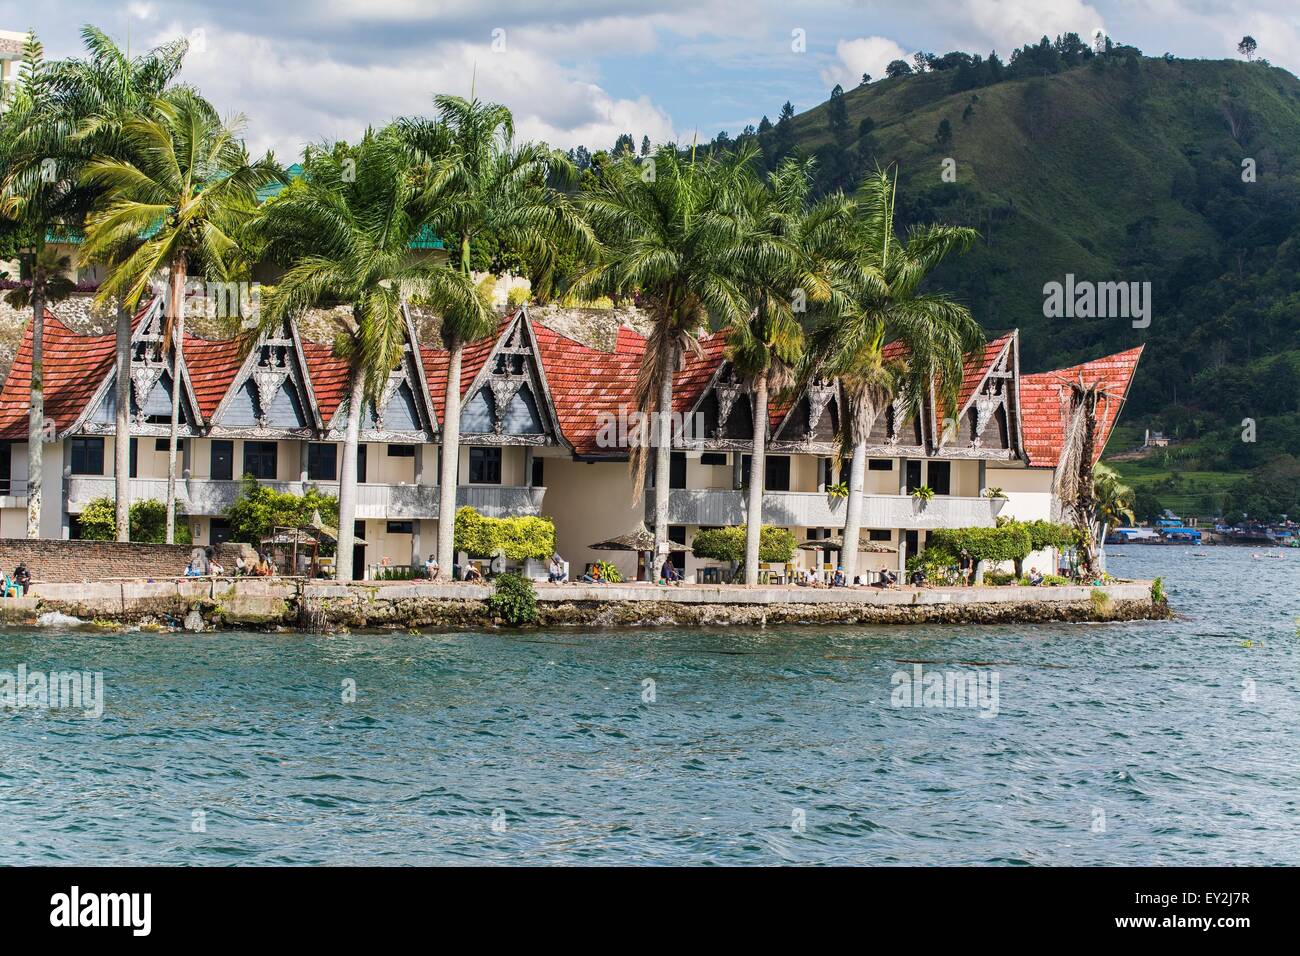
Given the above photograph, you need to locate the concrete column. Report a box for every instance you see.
[181,438,192,480]
[732,452,743,491]
[523,447,533,487]
[299,441,310,484]
[978,459,987,495]
[411,520,422,567]
[413,445,425,485]
[897,459,907,495]
[60,442,72,540]
[897,530,907,575]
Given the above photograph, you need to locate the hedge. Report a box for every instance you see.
[691,525,797,564]
[77,496,192,544]
[454,506,556,560]
[924,525,1033,564]
[225,476,339,547]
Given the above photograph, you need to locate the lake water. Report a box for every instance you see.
[1,546,1297,865]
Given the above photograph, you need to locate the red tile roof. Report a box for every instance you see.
[531,320,646,457]
[1020,346,1144,467]
[184,333,244,421]
[936,333,1013,427]
[420,318,504,426]
[301,342,351,425]
[0,313,118,440]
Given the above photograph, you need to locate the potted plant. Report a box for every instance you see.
[911,484,935,512]
[825,481,848,509]
[984,486,1008,515]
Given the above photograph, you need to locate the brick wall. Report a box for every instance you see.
[0,538,244,584]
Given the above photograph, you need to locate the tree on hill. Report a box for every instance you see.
[885,59,912,78]
[1237,36,1257,61]
[935,118,952,148]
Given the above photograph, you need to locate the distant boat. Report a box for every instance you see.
[1191,551,1209,557]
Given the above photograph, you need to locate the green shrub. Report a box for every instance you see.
[690,525,797,564]
[1151,576,1165,604]
[76,496,191,544]
[488,572,538,626]
[454,507,556,560]
[506,286,530,309]
[225,476,339,548]
[925,524,1033,565]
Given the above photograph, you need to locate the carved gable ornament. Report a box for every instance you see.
[714,380,746,437]
[804,381,836,440]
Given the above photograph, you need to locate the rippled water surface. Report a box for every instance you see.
[2,547,1298,865]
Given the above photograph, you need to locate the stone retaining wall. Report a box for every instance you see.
[9,578,1170,630]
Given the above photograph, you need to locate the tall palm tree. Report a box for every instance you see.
[577,143,753,565]
[804,167,983,582]
[80,91,281,542]
[398,94,592,575]
[725,156,857,584]
[2,27,188,541]
[48,26,189,541]
[250,131,487,581]
[1054,377,1130,577]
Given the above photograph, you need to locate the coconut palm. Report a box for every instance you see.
[80,90,282,542]
[804,167,983,582]
[2,28,189,540]
[397,94,592,574]
[1092,462,1135,574]
[725,156,858,584]
[576,143,754,565]
[249,130,488,581]
[48,27,189,540]
[1055,379,1130,576]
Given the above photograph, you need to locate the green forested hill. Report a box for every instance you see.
[754,50,1300,519]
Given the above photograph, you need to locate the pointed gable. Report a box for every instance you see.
[208,315,320,438]
[932,332,1020,458]
[1020,346,1143,468]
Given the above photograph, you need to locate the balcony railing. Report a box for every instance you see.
[650,488,1001,530]
[66,476,545,521]
[0,478,29,504]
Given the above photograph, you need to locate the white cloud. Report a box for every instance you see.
[960,0,1106,49]
[820,36,909,87]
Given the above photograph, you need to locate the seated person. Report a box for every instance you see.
[879,569,898,588]
[208,558,226,576]
[580,563,603,584]
[909,569,926,587]
[1028,567,1044,586]
[661,558,682,584]
[424,554,440,580]
[548,554,566,583]
[832,566,846,587]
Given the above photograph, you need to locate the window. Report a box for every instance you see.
[670,451,686,489]
[387,444,415,458]
[210,440,233,481]
[869,529,892,542]
[469,447,501,484]
[154,438,184,452]
[129,437,138,479]
[70,437,105,475]
[356,444,367,483]
[905,460,922,494]
[386,521,414,535]
[700,452,727,466]
[905,529,920,558]
[308,443,337,481]
[209,518,232,544]
[531,455,544,487]
[868,458,893,471]
[743,454,790,491]
[928,461,951,496]
[242,441,277,480]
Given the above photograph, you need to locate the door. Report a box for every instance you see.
[210,440,233,481]
[352,519,366,580]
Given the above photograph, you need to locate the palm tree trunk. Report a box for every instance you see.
[437,342,464,576]
[114,303,131,541]
[335,371,365,582]
[840,440,867,582]
[652,343,675,568]
[26,282,45,539]
[164,260,187,544]
[743,375,768,585]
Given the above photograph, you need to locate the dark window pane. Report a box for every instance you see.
[905,460,922,494]
[868,458,893,471]
[210,440,233,481]
[765,455,790,491]
[928,461,951,496]
[386,520,414,534]
[670,451,686,489]
[242,441,277,480]
[387,444,415,458]
[700,452,727,466]
[469,447,501,484]
[209,518,232,544]
[356,444,367,483]
[129,437,138,479]
[869,529,892,541]
[668,525,686,571]
[70,437,105,476]
[155,438,184,452]
[531,455,544,487]
[308,443,337,481]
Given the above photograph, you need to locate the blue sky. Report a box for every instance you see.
[4,1,1295,161]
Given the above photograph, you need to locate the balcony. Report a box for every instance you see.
[650,488,1000,530]
[65,475,544,521]
[0,478,28,508]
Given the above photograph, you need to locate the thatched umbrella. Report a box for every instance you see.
[590,525,689,553]
[797,536,895,553]
[591,525,688,581]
